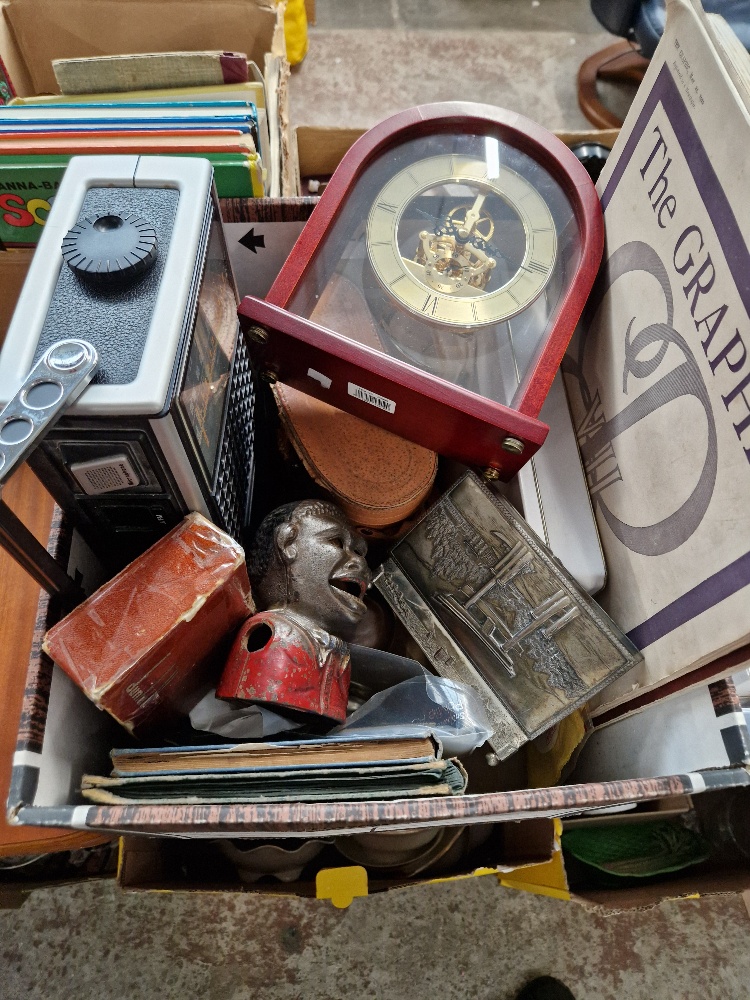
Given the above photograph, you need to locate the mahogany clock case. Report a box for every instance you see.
[239,102,604,477]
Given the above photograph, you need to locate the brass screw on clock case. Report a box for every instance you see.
[501,436,525,455]
[246,325,269,344]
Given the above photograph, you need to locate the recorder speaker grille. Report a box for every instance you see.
[214,332,255,539]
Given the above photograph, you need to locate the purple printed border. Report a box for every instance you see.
[602,64,750,649]
[628,549,750,649]
[602,64,750,310]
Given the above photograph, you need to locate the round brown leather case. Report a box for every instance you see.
[273,382,437,532]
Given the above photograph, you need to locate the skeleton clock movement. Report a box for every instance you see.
[239,103,603,477]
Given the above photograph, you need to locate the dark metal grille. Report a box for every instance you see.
[214,331,255,540]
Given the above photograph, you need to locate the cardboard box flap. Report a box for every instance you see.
[3,0,280,96]
[0,1,29,98]
[295,125,367,182]
[572,862,750,912]
[292,125,620,195]
[117,817,558,903]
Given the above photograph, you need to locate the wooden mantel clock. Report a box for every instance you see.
[239,102,604,478]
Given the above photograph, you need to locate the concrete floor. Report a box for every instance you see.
[2,870,750,1000]
[289,0,631,131]
[4,3,750,999]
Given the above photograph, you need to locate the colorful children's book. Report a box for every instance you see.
[0,152,263,246]
[6,93,271,193]
[0,99,260,122]
[10,80,266,108]
[0,101,262,158]
[0,103,266,242]
[12,80,266,110]
[0,128,257,153]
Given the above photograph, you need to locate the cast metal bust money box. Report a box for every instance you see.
[216,499,371,723]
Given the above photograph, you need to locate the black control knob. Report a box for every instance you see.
[61,213,158,286]
[568,142,611,184]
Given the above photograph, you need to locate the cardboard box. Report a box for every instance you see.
[117,805,750,912]
[292,125,622,193]
[0,247,31,344]
[562,809,750,913]
[0,0,296,219]
[0,0,282,97]
[5,123,750,912]
[0,470,112,864]
[117,818,558,906]
[7,513,749,879]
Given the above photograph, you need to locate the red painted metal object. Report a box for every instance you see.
[217,609,351,723]
[239,102,604,477]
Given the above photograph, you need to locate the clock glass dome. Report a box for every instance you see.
[284,128,584,411]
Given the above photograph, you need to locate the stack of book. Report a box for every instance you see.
[80,735,468,805]
[0,77,270,247]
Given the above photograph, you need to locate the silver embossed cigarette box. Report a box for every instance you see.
[374,472,642,760]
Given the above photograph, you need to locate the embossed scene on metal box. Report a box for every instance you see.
[377,472,642,745]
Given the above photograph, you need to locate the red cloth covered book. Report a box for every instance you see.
[43,513,253,735]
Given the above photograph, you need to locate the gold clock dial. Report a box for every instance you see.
[366,154,557,328]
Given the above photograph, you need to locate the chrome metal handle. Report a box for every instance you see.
[0,339,98,489]
[0,339,98,600]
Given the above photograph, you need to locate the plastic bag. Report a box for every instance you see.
[189,689,302,739]
[331,674,494,758]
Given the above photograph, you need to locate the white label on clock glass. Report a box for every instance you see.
[348,382,396,414]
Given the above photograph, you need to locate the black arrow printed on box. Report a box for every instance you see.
[238,228,266,253]
[225,219,307,300]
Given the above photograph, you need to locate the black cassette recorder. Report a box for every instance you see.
[0,156,256,567]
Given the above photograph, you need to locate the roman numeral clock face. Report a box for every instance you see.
[366,154,558,329]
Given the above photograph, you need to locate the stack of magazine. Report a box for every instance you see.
[563,0,750,724]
